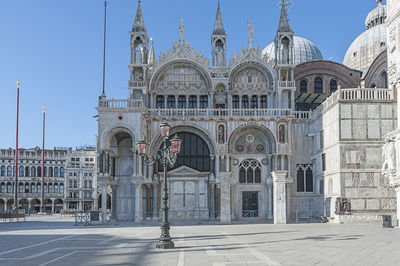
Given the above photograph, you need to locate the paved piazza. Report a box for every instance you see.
[0,216,399,266]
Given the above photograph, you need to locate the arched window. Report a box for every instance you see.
[314,77,323,93]
[73,180,77,188]
[330,80,338,93]
[239,168,246,183]
[159,132,210,172]
[279,124,286,143]
[189,96,197,108]
[0,166,5,177]
[0,183,5,193]
[297,168,305,192]
[242,95,249,109]
[200,95,208,108]
[178,95,186,109]
[25,166,30,177]
[49,183,53,193]
[251,96,258,109]
[260,95,267,108]
[306,167,313,192]
[60,167,64,177]
[300,80,308,93]
[156,95,165,109]
[297,165,314,192]
[44,184,47,192]
[19,166,24,177]
[380,71,388,88]
[54,184,58,193]
[37,166,42,177]
[232,95,239,109]
[25,183,30,193]
[44,167,47,177]
[32,183,36,193]
[238,159,262,184]
[7,166,12,177]
[18,182,23,193]
[84,180,88,188]
[37,183,41,193]
[31,166,36,177]
[371,83,376,88]
[54,167,58,177]
[7,183,12,193]
[49,167,53,177]
[60,184,64,194]
[167,95,176,108]
[89,180,93,188]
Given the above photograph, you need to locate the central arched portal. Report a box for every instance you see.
[156,131,212,219]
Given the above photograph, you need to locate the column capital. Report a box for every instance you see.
[271,171,288,182]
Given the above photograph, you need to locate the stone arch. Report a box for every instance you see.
[100,124,137,151]
[228,124,276,154]
[149,124,216,156]
[228,61,275,91]
[150,60,213,91]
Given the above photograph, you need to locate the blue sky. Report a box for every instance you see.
[0,0,382,149]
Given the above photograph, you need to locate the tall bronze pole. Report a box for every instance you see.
[13,81,20,211]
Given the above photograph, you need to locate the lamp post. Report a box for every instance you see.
[137,122,182,249]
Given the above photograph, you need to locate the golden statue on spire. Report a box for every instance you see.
[278,0,294,11]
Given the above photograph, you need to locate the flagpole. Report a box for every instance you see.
[13,80,20,211]
[41,106,45,213]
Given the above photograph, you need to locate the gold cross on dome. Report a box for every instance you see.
[278,0,294,11]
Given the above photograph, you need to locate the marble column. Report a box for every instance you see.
[135,184,143,221]
[152,184,158,219]
[267,178,273,219]
[220,173,231,224]
[272,171,288,224]
[51,201,55,213]
[111,185,117,220]
[101,185,107,223]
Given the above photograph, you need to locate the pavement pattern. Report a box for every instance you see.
[0,215,399,266]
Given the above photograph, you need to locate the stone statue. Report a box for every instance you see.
[179,18,185,44]
[335,197,351,215]
[382,139,396,171]
[218,125,225,143]
[247,20,254,48]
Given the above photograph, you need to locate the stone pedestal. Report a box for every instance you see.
[219,172,232,224]
[272,171,289,224]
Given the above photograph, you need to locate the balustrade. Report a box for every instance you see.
[278,81,296,88]
[98,99,144,109]
[129,80,146,88]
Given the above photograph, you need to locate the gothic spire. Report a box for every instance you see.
[148,37,155,65]
[213,0,225,35]
[277,1,293,33]
[132,0,146,33]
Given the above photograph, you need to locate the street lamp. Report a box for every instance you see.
[137,122,182,249]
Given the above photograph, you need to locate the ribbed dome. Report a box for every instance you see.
[365,2,386,29]
[262,36,323,66]
[343,2,387,72]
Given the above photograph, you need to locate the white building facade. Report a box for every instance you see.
[97,1,397,224]
[64,147,98,212]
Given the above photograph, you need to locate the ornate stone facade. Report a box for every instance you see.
[97,1,397,224]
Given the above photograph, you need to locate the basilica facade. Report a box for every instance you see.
[96,0,398,224]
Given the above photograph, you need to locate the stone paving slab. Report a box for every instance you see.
[0,216,399,265]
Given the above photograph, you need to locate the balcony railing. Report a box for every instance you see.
[128,80,146,88]
[148,108,310,120]
[278,81,296,88]
[98,99,144,109]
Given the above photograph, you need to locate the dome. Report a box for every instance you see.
[262,36,323,66]
[365,2,386,29]
[343,2,387,72]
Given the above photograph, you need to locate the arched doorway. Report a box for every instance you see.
[54,199,63,213]
[229,125,275,221]
[31,199,41,213]
[6,199,14,210]
[0,199,5,212]
[19,199,29,212]
[98,194,111,209]
[44,198,52,213]
[155,131,212,219]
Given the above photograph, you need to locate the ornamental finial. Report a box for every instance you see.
[377,0,382,5]
[278,0,294,11]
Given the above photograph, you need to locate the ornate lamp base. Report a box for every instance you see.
[156,239,175,249]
